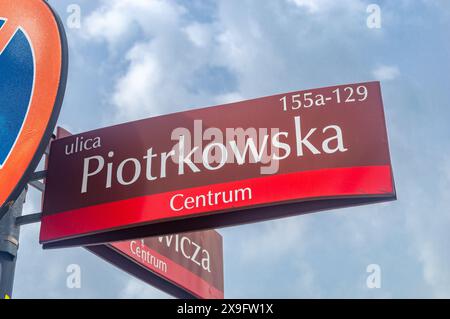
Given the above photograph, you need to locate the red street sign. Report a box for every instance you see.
[87,230,224,299]
[40,81,396,248]
[0,0,67,217]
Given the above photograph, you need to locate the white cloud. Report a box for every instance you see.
[82,0,226,121]
[120,278,171,299]
[81,0,375,122]
[287,0,361,13]
[238,218,308,264]
[288,0,324,12]
[83,0,184,47]
[214,92,244,105]
[183,22,213,48]
[111,45,162,118]
[406,158,450,297]
[372,65,400,81]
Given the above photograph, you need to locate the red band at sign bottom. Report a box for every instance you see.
[40,165,393,243]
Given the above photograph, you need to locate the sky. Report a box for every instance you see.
[10,0,450,298]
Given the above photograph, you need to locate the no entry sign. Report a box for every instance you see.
[87,230,224,299]
[40,81,396,248]
[0,0,67,217]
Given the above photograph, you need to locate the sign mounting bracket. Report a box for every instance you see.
[15,212,42,227]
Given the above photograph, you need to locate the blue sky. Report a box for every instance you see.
[12,0,450,298]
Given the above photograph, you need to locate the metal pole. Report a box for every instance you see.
[0,190,25,298]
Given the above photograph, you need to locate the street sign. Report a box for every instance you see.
[40,82,396,248]
[87,230,224,299]
[0,0,68,218]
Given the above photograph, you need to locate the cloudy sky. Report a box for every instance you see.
[12,0,450,298]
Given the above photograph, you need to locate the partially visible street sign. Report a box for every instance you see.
[88,230,224,299]
[40,81,396,248]
[0,0,68,218]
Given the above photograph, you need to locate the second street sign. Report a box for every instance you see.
[87,230,224,299]
[40,81,396,248]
